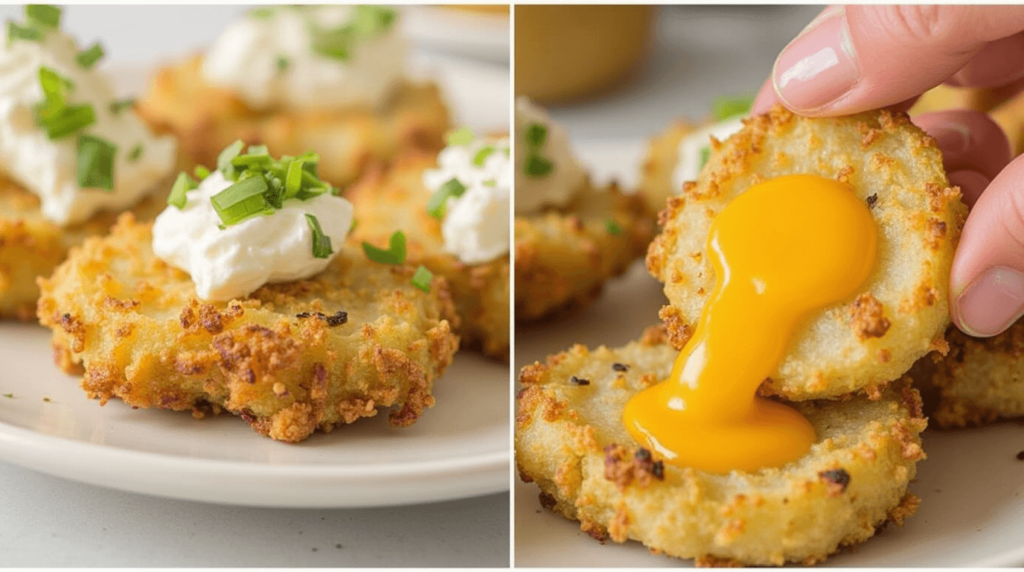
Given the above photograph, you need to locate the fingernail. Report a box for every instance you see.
[928,123,972,158]
[955,266,1024,337]
[772,7,858,112]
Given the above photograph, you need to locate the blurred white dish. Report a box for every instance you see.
[400,6,509,64]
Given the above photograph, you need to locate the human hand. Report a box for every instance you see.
[751,5,1024,338]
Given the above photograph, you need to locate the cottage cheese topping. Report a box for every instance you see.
[0,28,176,225]
[423,136,510,264]
[672,117,745,193]
[152,171,353,301]
[203,5,407,111]
[514,97,586,214]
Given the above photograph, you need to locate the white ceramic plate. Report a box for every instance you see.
[401,6,510,65]
[513,140,1024,567]
[0,58,511,509]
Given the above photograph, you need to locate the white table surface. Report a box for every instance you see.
[0,5,511,567]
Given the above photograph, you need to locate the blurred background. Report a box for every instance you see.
[516,5,821,140]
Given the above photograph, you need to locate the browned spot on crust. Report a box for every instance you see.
[848,293,891,340]
[603,444,664,492]
[818,468,851,497]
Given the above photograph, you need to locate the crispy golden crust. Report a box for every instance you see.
[637,119,694,216]
[645,106,966,400]
[515,327,927,566]
[37,214,460,443]
[515,181,655,321]
[911,322,1024,428]
[136,55,450,188]
[347,150,509,359]
[0,178,168,321]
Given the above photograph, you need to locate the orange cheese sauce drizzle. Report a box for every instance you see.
[623,175,877,474]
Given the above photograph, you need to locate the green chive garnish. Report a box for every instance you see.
[39,104,95,139]
[363,231,406,265]
[126,144,142,162]
[109,98,134,114]
[605,219,622,235]
[167,172,197,210]
[276,56,289,72]
[446,127,474,146]
[523,155,553,177]
[525,123,547,148]
[2,393,12,398]
[351,6,397,35]
[305,213,333,259]
[699,146,711,170]
[285,159,305,198]
[8,21,42,45]
[216,139,245,177]
[427,178,467,219]
[472,145,495,167]
[76,134,116,191]
[311,25,355,61]
[411,265,432,292]
[249,7,276,19]
[211,175,271,226]
[194,165,210,180]
[25,5,61,29]
[75,43,104,69]
[711,95,754,122]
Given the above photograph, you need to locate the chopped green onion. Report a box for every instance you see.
[276,56,289,72]
[167,172,197,210]
[285,159,304,198]
[699,146,711,170]
[25,5,61,29]
[211,175,271,226]
[7,21,42,45]
[311,25,354,61]
[109,98,134,114]
[711,95,754,122]
[216,140,245,178]
[605,219,622,235]
[482,179,496,187]
[411,265,432,292]
[305,214,333,259]
[446,127,474,146]
[127,144,142,162]
[523,155,553,177]
[37,66,68,104]
[351,5,397,36]
[472,145,495,167]
[524,123,547,148]
[427,177,467,219]
[39,104,95,139]
[75,43,104,69]
[76,134,116,191]
[249,6,276,19]
[194,165,210,180]
[362,230,406,265]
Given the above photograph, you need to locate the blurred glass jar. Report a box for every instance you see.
[516,5,654,104]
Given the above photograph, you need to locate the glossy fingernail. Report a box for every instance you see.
[955,266,1024,337]
[772,8,858,112]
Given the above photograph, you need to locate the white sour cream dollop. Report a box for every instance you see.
[152,171,353,301]
[513,97,586,215]
[672,117,745,193]
[0,28,176,226]
[423,137,510,265]
[203,6,407,112]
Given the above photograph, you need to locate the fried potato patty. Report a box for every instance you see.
[515,327,926,566]
[912,322,1024,428]
[0,178,167,321]
[515,181,655,321]
[347,151,509,359]
[37,214,459,443]
[637,119,694,216]
[646,106,967,400]
[137,55,450,188]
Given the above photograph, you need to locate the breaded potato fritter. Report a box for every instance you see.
[912,322,1024,428]
[0,178,167,321]
[38,214,459,443]
[137,55,450,188]
[347,151,510,359]
[646,106,967,400]
[637,119,694,216]
[515,181,655,321]
[515,327,927,566]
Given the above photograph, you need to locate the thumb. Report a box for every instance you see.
[951,155,1024,337]
[771,5,1024,115]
